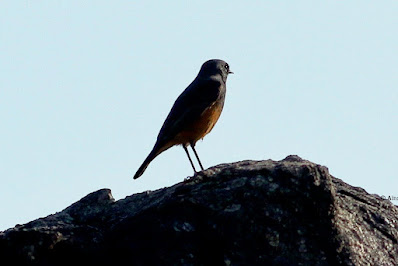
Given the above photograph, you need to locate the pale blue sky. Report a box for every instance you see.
[1,1,397,230]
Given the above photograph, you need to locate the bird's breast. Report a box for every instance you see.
[174,99,224,144]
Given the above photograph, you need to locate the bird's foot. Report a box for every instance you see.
[183,170,209,183]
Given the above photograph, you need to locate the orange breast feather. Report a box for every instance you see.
[172,102,223,145]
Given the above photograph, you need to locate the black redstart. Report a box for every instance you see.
[133,59,232,179]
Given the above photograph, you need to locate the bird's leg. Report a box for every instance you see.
[183,145,197,172]
[191,143,204,171]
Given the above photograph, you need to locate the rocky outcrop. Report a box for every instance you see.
[1,156,397,265]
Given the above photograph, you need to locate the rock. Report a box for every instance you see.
[1,156,397,265]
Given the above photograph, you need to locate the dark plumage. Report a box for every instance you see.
[134,59,232,179]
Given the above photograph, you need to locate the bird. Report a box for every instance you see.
[133,59,233,179]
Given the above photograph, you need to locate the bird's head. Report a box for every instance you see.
[198,59,233,82]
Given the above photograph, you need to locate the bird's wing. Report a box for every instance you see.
[156,77,223,144]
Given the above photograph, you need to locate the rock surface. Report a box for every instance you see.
[1,155,397,265]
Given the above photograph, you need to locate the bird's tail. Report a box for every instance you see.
[133,143,168,179]
[133,149,157,179]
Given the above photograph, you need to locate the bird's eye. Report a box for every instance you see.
[225,64,229,70]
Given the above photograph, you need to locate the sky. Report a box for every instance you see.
[1,1,397,231]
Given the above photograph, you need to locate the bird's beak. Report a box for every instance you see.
[229,71,234,74]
